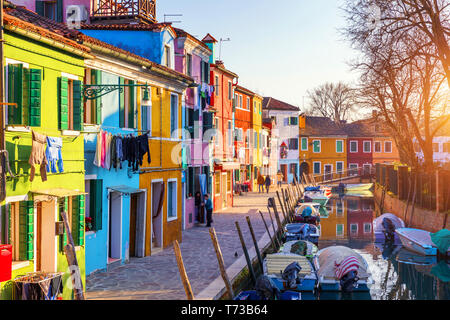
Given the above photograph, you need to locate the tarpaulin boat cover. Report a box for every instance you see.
[373,213,405,233]
[266,253,312,277]
[430,229,450,254]
[431,261,450,282]
[280,240,318,257]
[316,246,369,280]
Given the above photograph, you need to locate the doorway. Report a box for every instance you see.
[151,181,163,252]
[324,164,333,181]
[129,191,147,258]
[39,200,57,272]
[222,172,227,209]
[300,162,309,183]
[280,164,288,182]
[108,191,122,263]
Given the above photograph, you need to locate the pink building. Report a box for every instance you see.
[10,0,91,23]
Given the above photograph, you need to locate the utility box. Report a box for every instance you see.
[0,244,12,282]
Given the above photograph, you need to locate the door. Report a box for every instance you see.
[222,173,227,209]
[108,191,122,261]
[129,194,138,257]
[280,164,288,182]
[300,162,309,183]
[324,165,333,181]
[151,182,163,250]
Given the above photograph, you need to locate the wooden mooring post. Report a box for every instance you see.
[209,228,234,300]
[267,206,280,247]
[173,240,195,300]
[246,217,264,274]
[259,210,276,250]
[235,221,257,286]
[276,191,287,223]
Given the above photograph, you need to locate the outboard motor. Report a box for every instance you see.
[382,218,396,243]
[340,271,359,293]
[281,262,302,289]
[255,275,280,300]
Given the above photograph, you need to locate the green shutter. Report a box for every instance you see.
[19,201,34,261]
[91,180,103,231]
[56,0,64,22]
[8,64,23,125]
[301,138,307,150]
[119,78,125,128]
[337,140,343,153]
[94,70,102,125]
[128,80,135,129]
[72,80,83,131]
[27,69,41,127]
[59,197,68,252]
[72,195,85,246]
[58,77,69,130]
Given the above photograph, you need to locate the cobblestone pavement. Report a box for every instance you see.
[85,188,283,300]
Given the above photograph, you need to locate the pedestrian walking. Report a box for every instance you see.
[265,175,271,193]
[204,194,214,227]
[277,170,284,188]
[194,191,204,224]
[257,174,265,193]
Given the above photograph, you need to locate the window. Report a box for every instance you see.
[374,141,381,153]
[3,202,34,261]
[336,140,344,153]
[141,88,152,133]
[254,132,258,150]
[433,143,440,152]
[167,180,177,221]
[313,140,321,153]
[363,141,371,153]
[350,141,358,153]
[444,143,450,153]
[85,179,103,232]
[36,0,63,22]
[186,54,192,76]
[336,224,344,237]
[214,117,219,146]
[313,162,321,174]
[187,167,194,198]
[348,199,358,211]
[301,137,308,151]
[336,161,344,173]
[254,101,257,113]
[246,97,250,110]
[84,69,102,125]
[385,141,392,153]
[215,75,219,96]
[215,172,220,195]
[201,61,210,83]
[228,81,232,100]
[364,223,372,233]
[350,224,358,235]
[336,200,344,215]
[164,45,171,68]
[290,163,298,174]
[289,138,298,150]
[227,172,232,193]
[228,121,232,147]
[239,95,243,108]
[170,94,179,137]
[118,78,136,129]
[289,117,298,126]
[349,163,358,175]
[363,164,372,175]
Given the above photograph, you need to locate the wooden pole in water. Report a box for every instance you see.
[269,198,282,231]
[276,191,287,223]
[259,210,276,249]
[246,216,264,274]
[209,228,234,300]
[173,240,195,300]
[266,206,280,247]
[235,221,257,286]
[281,188,292,222]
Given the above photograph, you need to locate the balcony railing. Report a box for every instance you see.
[91,0,156,23]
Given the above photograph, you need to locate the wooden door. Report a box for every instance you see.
[129,194,138,257]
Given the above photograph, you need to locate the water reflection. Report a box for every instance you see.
[317,194,449,300]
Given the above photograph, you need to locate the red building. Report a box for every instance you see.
[345,121,374,175]
[346,197,375,240]
[210,60,239,211]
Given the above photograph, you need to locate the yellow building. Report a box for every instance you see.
[251,94,263,190]
[299,115,347,181]
[319,198,348,241]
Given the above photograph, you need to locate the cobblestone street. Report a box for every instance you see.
[85,189,282,300]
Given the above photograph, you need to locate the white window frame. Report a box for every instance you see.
[336,140,344,153]
[336,161,344,173]
[385,141,392,153]
[313,161,321,175]
[363,140,372,153]
[228,81,232,100]
[364,223,372,234]
[167,179,178,222]
[312,140,321,153]
[246,97,250,110]
[239,95,243,108]
[336,224,344,237]
[170,93,179,139]
[349,163,358,176]
[350,140,358,153]
[164,45,171,68]
[350,223,358,235]
[301,137,308,151]
[374,141,382,153]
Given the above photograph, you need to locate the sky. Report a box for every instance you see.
[156,0,361,111]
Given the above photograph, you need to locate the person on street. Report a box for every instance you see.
[265,175,271,193]
[194,191,204,224]
[204,194,213,227]
[257,174,265,193]
[277,171,284,188]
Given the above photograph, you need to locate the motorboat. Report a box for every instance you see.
[396,247,437,266]
[234,275,301,300]
[303,193,331,207]
[373,213,405,244]
[283,223,321,245]
[313,246,373,292]
[264,253,318,292]
[345,183,373,191]
[279,240,318,260]
[395,228,450,256]
[294,203,321,225]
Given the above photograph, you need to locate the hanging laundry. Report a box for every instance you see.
[45,136,64,174]
[109,135,116,171]
[104,133,112,170]
[116,135,123,170]
[93,131,103,167]
[137,133,151,166]
[28,131,48,182]
[101,130,107,168]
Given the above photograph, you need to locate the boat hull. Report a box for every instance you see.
[395,228,438,256]
[267,275,317,292]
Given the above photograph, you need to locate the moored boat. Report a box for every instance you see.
[345,183,373,191]
[294,203,321,225]
[395,228,449,256]
[313,246,373,292]
[373,213,405,244]
[283,223,321,244]
[279,240,318,260]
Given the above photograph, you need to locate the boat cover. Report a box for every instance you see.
[285,223,318,235]
[316,246,369,280]
[396,228,434,247]
[373,213,405,233]
[280,240,318,257]
[430,229,450,254]
[345,183,373,191]
[431,261,450,282]
[305,186,321,192]
[266,253,312,277]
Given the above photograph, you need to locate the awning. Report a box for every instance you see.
[32,188,86,201]
[107,185,144,195]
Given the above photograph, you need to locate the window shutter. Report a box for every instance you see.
[91,179,103,231]
[26,69,42,127]
[35,1,45,16]
[72,195,85,246]
[58,77,69,130]
[72,80,83,131]
[59,197,68,252]
[95,70,102,125]
[119,78,125,128]
[56,0,64,22]
[8,64,23,125]
[128,80,135,129]
[19,201,34,261]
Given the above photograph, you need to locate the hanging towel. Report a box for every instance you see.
[93,131,103,167]
[45,136,64,174]
[116,136,123,170]
[104,133,112,170]
[101,130,107,168]
[28,131,48,182]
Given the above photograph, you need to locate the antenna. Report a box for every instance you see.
[219,38,230,61]
[164,14,183,23]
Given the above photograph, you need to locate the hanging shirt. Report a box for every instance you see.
[137,133,151,166]
[116,136,123,169]
[28,131,48,182]
[93,131,103,167]
[45,136,64,174]
[101,130,107,168]
[105,133,113,170]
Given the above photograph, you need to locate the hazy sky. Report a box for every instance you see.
[156,0,361,111]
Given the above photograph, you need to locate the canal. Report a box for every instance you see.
[313,193,450,300]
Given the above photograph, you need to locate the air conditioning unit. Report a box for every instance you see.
[66,5,88,29]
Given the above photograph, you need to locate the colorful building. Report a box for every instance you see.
[319,198,348,240]
[298,115,347,181]
[262,97,301,184]
[344,121,374,175]
[252,94,264,190]
[0,5,91,299]
[346,197,374,241]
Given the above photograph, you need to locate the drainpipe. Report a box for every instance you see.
[1,0,4,151]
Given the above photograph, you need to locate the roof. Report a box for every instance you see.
[300,116,347,136]
[235,85,255,96]
[343,121,377,137]
[173,28,211,52]
[211,61,238,78]
[202,33,218,43]
[263,97,300,112]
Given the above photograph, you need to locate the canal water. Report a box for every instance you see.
[312,193,450,300]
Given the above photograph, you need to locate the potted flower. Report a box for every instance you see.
[85,217,93,232]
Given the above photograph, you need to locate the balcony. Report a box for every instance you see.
[91,0,157,24]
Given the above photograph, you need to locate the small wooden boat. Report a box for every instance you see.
[279,240,318,260]
[313,246,373,292]
[264,253,318,292]
[303,193,330,207]
[283,223,321,245]
[345,183,373,191]
[395,228,449,256]
[373,213,405,244]
[396,248,437,266]
[294,203,321,225]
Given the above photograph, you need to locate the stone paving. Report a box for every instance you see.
[85,188,283,300]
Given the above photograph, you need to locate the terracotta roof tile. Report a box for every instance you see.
[300,116,347,136]
[173,27,211,51]
[263,97,300,112]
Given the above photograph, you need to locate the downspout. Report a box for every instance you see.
[1,0,4,151]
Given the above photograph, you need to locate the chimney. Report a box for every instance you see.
[299,114,306,129]
[215,60,225,68]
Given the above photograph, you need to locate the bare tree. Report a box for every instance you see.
[306,82,357,124]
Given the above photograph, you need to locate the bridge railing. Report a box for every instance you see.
[302,167,375,185]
